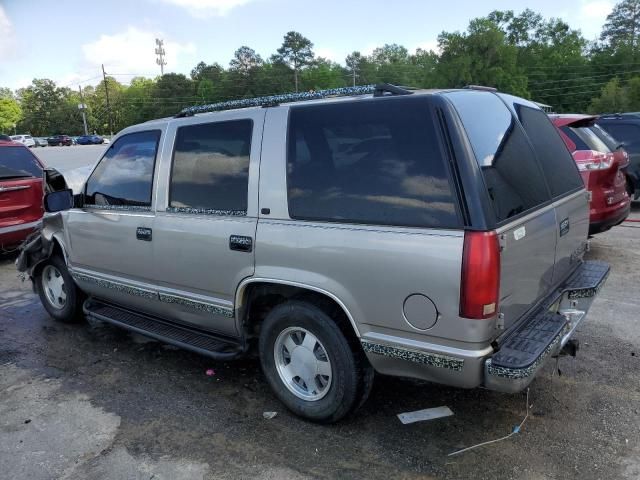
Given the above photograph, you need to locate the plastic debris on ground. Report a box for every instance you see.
[263,411,278,419]
[397,406,454,424]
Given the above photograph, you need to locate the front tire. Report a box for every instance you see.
[259,300,373,423]
[36,255,85,323]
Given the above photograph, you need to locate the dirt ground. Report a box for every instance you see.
[1,205,639,480]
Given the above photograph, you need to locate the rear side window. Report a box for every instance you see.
[170,120,252,214]
[446,91,550,223]
[514,106,584,198]
[0,147,42,179]
[85,130,160,207]
[287,97,460,228]
[601,123,640,142]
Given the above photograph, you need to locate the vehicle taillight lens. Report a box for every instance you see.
[460,231,500,320]
[573,150,614,171]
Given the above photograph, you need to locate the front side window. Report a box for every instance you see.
[170,120,252,214]
[286,97,460,229]
[446,91,551,223]
[85,130,160,208]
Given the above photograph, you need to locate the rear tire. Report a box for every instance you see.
[35,254,85,323]
[259,300,373,423]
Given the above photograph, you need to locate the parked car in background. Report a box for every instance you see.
[0,134,10,141]
[47,135,73,146]
[0,140,44,249]
[76,134,104,145]
[10,135,36,148]
[34,137,48,147]
[19,85,609,423]
[551,114,630,234]
[595,113,640,199]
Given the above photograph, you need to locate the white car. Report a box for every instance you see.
[10,134,36,148]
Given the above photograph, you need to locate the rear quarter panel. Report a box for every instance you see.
[255,106,495,350]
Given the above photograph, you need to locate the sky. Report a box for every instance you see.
[0,0,616,91]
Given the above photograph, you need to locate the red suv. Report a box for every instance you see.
[550,115,630,234]
[0,140,45,249]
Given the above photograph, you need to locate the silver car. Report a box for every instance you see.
[18,84,609,422]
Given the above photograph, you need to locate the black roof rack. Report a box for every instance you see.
[464,85,498,92]
[175,83,413,117]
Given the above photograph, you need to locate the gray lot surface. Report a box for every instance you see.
[1,192,639,477]
[33,144,105,173]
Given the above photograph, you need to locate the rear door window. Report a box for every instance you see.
[0,147,42,179]
[445,91,551,223]
[286,97,460,229]
[169,120,252,214]
[85,130,160,208]
[510,103,584,199]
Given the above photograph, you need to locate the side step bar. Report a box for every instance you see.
[84,299,244,360]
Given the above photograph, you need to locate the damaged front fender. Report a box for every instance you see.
[16,213,66,278]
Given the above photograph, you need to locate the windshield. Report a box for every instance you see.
[0,147,43,179]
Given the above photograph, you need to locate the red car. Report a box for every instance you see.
[0,140,45,249]
[550,115,630,234]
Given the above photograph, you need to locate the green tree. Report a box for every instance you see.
[589,77,628,112]
[345,51,364,86]
[436,18,529,96]
[601,0,640,50]
[275,31,314,92]
[0,97,21,133]
[151,73,194,118]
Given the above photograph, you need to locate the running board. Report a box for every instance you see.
[83,298,244,360]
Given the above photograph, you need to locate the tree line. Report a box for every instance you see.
[3,0,640,136]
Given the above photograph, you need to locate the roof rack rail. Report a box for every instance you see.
[464,85,498,92]
[175,83,412,117]
[373,83,414,97]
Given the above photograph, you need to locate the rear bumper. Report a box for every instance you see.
[484,260,610,393]
[360,261,609,392]
[0,220,41,247]
[589,202,630,234]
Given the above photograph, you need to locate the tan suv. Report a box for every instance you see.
[18,84,609,422]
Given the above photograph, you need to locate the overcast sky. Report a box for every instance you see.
[0,0,615,91]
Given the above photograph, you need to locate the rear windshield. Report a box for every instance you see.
[565,126,611,153]
[591,124,619,151]
[0,147,43,179]
[445,91,551,223]
[286,97,460,228]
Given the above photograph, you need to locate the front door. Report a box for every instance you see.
[66,129,163,314]
[151,111,264,336]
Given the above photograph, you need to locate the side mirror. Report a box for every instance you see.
[44,189,74,213]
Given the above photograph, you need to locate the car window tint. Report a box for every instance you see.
[592,124,619,150]
[570,126,610,153]
[446,91,550,223]
[511,106,583,198]
[0,147,42,179]
[600,123,640,143]
[560,126,589,150]
[85,130,160,207]
[287,97,460,228]
[170,120,252,214]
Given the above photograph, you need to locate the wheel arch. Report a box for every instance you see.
[235,278,362,343]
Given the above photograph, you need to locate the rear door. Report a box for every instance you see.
[509,100,588,285]
[445,91,557,330]
[150,111,263,336]
[0,146,44,234]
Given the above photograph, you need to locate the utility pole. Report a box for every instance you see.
[352,67,357,87]
[101,64,114,137]
[155,38,166,76]
[78,85,89,135]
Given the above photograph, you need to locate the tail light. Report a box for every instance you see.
[460,231,500,319]
[572,150,614,171]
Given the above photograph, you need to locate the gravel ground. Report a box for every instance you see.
[0,205,639,480]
